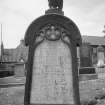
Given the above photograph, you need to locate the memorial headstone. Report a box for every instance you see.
[97,45,105,68]
[24,0,82,105]
[80,43,92,67]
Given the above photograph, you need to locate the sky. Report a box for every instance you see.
[0,0,105,48]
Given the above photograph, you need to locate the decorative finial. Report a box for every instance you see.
[46,0,64,15]
[48,0,63,10]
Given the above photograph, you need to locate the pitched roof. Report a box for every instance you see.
[82,36,105,46]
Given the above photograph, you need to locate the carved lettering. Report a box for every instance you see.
[30,40,74,104]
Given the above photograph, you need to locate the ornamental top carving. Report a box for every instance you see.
[35,25,70,43]
[24,15,82,46]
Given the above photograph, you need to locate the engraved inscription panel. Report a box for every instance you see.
[30,40,74,104]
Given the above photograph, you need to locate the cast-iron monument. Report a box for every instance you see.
[24,0,82,105]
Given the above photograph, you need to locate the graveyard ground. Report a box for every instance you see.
[0,76,105,105]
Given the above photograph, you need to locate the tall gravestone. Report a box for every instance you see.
[80,43,92,67]
[97,45,105,67]
[24,0,82,105]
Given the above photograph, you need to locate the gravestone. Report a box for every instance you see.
[24,1,82,105]
[97,45,105,68]
[80,43,92,67]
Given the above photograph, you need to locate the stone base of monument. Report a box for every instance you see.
[97,73,105,79]
[95,67,105,79]
[79,67,96,74]
[45,8,64,15]
[79,74,98,81]
[14,63,25,77]
[95,67,105,73]
[79,67,97,81]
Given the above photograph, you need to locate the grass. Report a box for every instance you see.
[80,79,105,105]
[0,78,105,105]
[0,86,24,105]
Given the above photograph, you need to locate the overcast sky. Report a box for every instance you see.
[0,0,105,48]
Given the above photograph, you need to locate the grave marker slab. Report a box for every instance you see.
[24,1,82,105]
